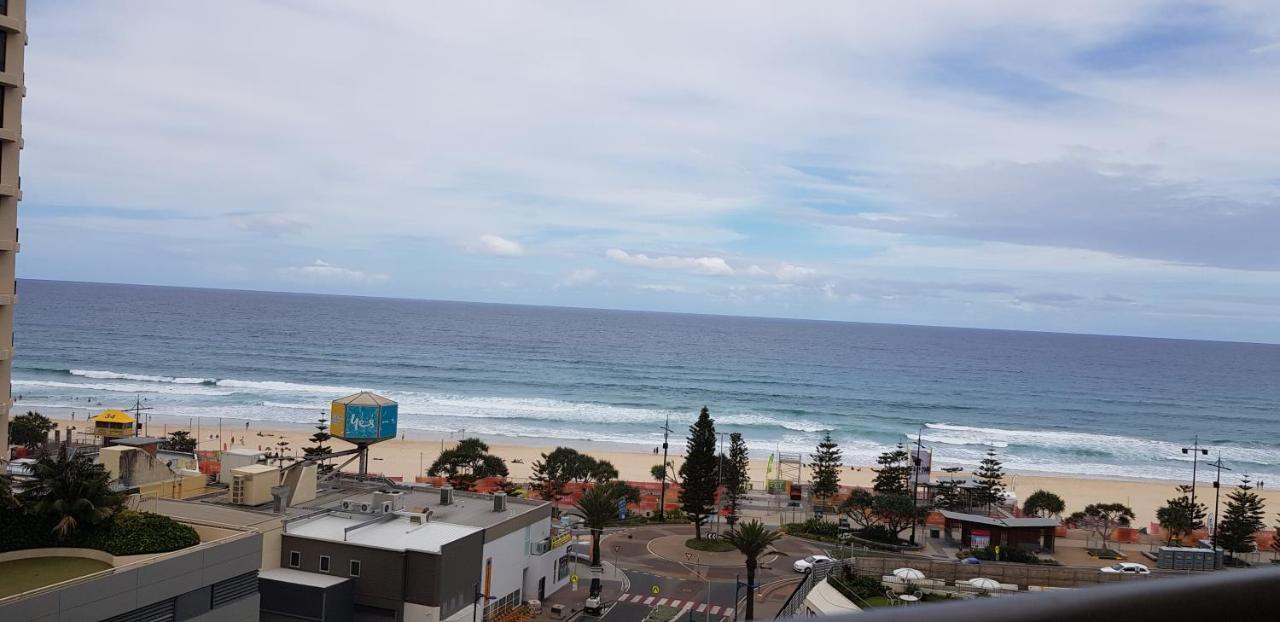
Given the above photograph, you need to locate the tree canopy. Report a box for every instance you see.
[1067,502,1134,546]
[722,433,750,523]
[20,446,123,538]
[9,411,57,450]
[530,447,618,503]
[1155,485,1206,544]
[972,449,1006,509]
[809,432,842,503]
[678,406,719,539]
[426,438,508,490]
[164,430,198,454]
[721,520,783,620]
[1216,477,1266,559]
[1022,490,1066,518]
[871,445,911,496]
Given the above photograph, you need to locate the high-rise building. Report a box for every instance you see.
[0,0,24,459]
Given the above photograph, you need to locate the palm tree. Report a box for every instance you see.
[20,446,122,538]
[721,519,784,620]
[574,484,622,597]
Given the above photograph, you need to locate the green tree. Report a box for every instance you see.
[722,433,750,524]
[20,446,123,539]
[1067,503,1134,548]
[871,445,910,496]
[573,483,630,597]
[589,459,619,483]
[932,467,966,511]
[809,432,842,505]
[163,430,198,453]
[302,417,334,475]
[1216,476,1266,560]
[427,438,508,490]
[973,449,1006,510]
[650,462,672,484]
[873,494,921,539]
[0,473,17,510]
[1022,490,1066,518]
[1155,485,1206,544]
[840,488,879,530]
[678,406,718,540]
[9,411,57,450]
[721,520,784,620]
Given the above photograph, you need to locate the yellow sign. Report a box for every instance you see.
[570,575,578,584]
[651,585,660,595]
[550,531,573,549]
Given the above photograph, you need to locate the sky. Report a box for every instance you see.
[18,1,1280,343]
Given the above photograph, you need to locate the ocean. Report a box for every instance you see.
[12,279,1280,482]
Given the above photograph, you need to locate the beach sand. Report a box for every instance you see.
[44,410,1280,529]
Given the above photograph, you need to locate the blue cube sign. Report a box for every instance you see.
[331,400,398,441]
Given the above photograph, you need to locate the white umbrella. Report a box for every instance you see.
[892,568,926,581]
[967,577,1000,591]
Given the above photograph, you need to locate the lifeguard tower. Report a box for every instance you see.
[91,409,137,441]
[329,391,398,478]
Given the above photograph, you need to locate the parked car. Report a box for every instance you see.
[1101,562,1150,575]
[793,555,834,573]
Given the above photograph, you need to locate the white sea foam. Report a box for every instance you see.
[14,379,236,397]
[70,369,213,384]
[217,379,366,394]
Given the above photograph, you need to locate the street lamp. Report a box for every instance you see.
[1208,453,1232,546]
[658,414,672,522]
[1181,436,1209,510]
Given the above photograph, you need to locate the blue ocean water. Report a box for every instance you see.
[12,279,1280,481]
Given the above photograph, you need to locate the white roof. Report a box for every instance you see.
[225,448,267,457]
[804,579,862,615]
[287,513,481,553]
[259,567,350,588]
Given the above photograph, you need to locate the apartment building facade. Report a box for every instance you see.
[0,0,25,461]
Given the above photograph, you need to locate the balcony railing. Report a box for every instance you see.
[785,564,1280,621]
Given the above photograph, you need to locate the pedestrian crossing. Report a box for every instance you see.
[614,594,733,618]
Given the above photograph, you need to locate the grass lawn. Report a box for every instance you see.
[0,557,113,598]
[644,605,680,622]
[861,596,892,607]
[685,537,737,553]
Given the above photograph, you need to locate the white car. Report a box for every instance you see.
[793,555,834,573]
[1100,562,1150,575]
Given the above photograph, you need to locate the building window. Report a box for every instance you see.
[350,560,361,577]
[289,551,301,568]
[319,555,331,573]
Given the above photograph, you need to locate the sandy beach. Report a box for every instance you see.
[41,409,1280,529]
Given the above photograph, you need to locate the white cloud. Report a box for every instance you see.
[559,268,600,287]
[280,260,388,283]
[606,249,734,276]
[748,263,819,282]
[468,234,525,257]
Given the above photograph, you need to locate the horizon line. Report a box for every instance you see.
[16,276,1279,347]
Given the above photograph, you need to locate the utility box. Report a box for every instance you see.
[1157,545,1223,571]
[219,448,267,485]
[550,604,566,619]
[230,464,280,506]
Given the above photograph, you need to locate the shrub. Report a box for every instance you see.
[90,511,200,555]
[685,537,736,552]
[783,518,841,542]
[854,526,901,545]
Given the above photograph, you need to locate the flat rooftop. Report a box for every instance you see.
[296,485,546,529]
[286,512,481,553]
[260,567,351,588]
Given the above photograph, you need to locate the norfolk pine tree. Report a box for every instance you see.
[809,432,842,505]
[678,406,719,539]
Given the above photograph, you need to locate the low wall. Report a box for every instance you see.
[0,548,117,566]
[852,556,1159,589]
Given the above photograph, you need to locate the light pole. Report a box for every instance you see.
[909,427,925,545]
[658,414,672,522]
[1209,452,1232,546]
[1181,436,1209,510]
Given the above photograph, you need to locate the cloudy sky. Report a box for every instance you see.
[19,1,1280,343]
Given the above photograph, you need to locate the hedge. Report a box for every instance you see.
[0,509,200,556]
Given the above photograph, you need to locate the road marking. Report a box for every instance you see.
[697,604,707,613]
[723,609,735,618]
[657,598,668,606]
[710,606,721,614]
[644,597,655,605]
[668,600,681,608]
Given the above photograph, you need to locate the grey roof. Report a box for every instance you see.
[259,567,351,588]
[938,510,1059,528]
[297,485,545,529]
[108,436,166,447]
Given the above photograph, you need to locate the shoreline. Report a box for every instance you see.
[38,407,1280,527]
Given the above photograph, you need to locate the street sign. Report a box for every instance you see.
[650,585,660,595]
[618,497,627,519]
[570,575,578,584]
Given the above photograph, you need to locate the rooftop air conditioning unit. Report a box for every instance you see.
[341,500,353,511]
[440,486,454,506]
[360,503,370,513]
[494,492,507,512]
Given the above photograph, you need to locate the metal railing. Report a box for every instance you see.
[779,564,1280,621]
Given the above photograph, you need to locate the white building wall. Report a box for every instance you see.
[481,526,532,605]
[404,602,442,622]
